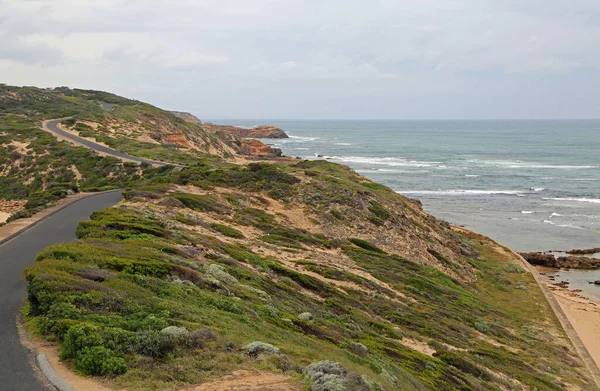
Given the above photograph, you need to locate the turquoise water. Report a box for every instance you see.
[214,119,600,252]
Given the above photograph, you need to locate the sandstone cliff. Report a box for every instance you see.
[169,111,202,125]
[203,123,289,138]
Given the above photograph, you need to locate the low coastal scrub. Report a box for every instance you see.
[24,193,594,390]
[0,114,183,220]
[9,85,595,390]
[210,223,244,238]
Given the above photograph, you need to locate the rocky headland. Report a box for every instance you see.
[520,252,600,269]
[237,139,282,157]
[202,123,289,139]
[169,111,203,125]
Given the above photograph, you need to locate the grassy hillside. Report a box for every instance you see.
[4,84,595,390]
[24,159,597,390]
[0,85,247,221]
[0,113,185,221]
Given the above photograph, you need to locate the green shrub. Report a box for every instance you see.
[74,346,127,376]
[134,330,176,358]
[368,201,390,220]
[175,194,228,213]
[210,223,244,238]
[330,210,344,220]
[60,323,103,360]
[505,264,525,273]
[349,238,386,254]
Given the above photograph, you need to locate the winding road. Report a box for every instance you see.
[0,191,124,391]
[43,119,185,168]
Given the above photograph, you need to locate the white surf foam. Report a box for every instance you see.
[544,197,600,204]
[543,220,584,230]
[474,160,598,169]
[326,156,439,168]
[288,135,318,141]
[397,189,525,196]
[521,211,534,214]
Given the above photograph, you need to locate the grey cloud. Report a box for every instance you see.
[0,0,599,118]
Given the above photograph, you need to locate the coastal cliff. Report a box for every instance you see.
[203,123,289,138]
[169,111,203,125]
[2,84,598,391]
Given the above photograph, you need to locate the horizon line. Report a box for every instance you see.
[200,117,600,121]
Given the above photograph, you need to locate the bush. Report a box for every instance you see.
[182,328,218,349]
[349,238,386,254]
[160,326,189,339]
[298,312,315,323]
[210,223,244,238]
[175,194,228,213]
[134,330,175,358]
[206,264,239,285]
[74,346,127,376]
[330,210,344,220]
[243,341,280,357]
[505,264,526,273]
[348,342,368,357]
[60,323,103,360]
[304,361,369,391]
[368,201,390,221]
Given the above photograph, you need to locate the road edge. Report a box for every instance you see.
[36,353,77,391]
[0,190,123,248]
[8,190,123,391]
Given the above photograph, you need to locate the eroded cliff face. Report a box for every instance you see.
[159,133,192,147]
[203,123,289,138]
[237,139,283,157]
[169,111,202,125]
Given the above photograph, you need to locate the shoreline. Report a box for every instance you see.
[453,226,600,387]
[537,267,600,370]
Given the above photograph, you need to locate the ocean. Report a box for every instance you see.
[215,119,600,253]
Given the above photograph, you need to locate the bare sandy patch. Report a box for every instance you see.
[0,212,10,224]
[401,337,436,356]
[183,370,300,391]
[8,140,30,153]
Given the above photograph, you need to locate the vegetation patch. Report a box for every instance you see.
[210,223,244,238]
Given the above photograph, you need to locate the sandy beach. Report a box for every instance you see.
[542,274,600,369]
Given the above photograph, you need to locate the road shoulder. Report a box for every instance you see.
[0,192,106,245]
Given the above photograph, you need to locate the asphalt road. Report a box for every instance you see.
[44,119,184,168]
[0,191,124,391]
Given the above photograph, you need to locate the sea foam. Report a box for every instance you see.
[397,189,525,196]
[544,197,600,204]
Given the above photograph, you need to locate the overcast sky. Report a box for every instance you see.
[1,0,599,119]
